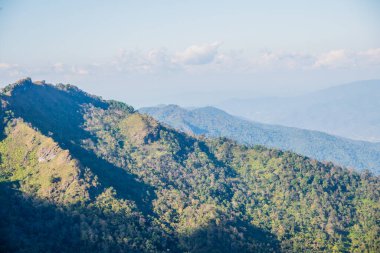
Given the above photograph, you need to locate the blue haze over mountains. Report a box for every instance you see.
[218,80,380,142]
[140,80,380,173]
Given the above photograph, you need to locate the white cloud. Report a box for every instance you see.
[253,51,315,70]
[174,42,221,65]
[0,63,24,78]
[55,46,380,74]
[2,47,380,80]
[358,48,380,66]
[111,43,223,73]
[71,66,89,75]
[0,63,19,69]
[49,63,90,75]
[52,62,65,72]
[313,50,354,68]
[113,48,178,73]
[312,48,380,69]
[0,63,11,69]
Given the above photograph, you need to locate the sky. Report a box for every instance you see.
[0,0,380,107]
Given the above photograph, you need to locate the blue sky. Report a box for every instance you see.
[1,0,380,107]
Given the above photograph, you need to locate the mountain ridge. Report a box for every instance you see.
[218,80,380,142]
[1,79,379,252]
[140,104,380,173]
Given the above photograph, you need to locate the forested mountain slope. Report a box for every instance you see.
[218,80,380,142]
[140,105,380,173]
[0,78,379,253]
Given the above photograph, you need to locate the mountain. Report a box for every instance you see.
[0,78,379,253]
[218,80,380,142]
[140,105,380,173]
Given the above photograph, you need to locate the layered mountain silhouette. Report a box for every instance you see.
[0,78,379,252]
[219,80,380,142]
[140,105,380,173]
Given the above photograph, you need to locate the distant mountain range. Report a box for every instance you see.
[140,105,380,173]
[217,80,380,142]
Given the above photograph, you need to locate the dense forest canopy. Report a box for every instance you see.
[140,105,380,173]
[0,79,379,253]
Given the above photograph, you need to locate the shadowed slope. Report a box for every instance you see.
[1,79,155,214]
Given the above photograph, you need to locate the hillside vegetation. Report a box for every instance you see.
[0,78,379,253]
[140,105,380,173]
